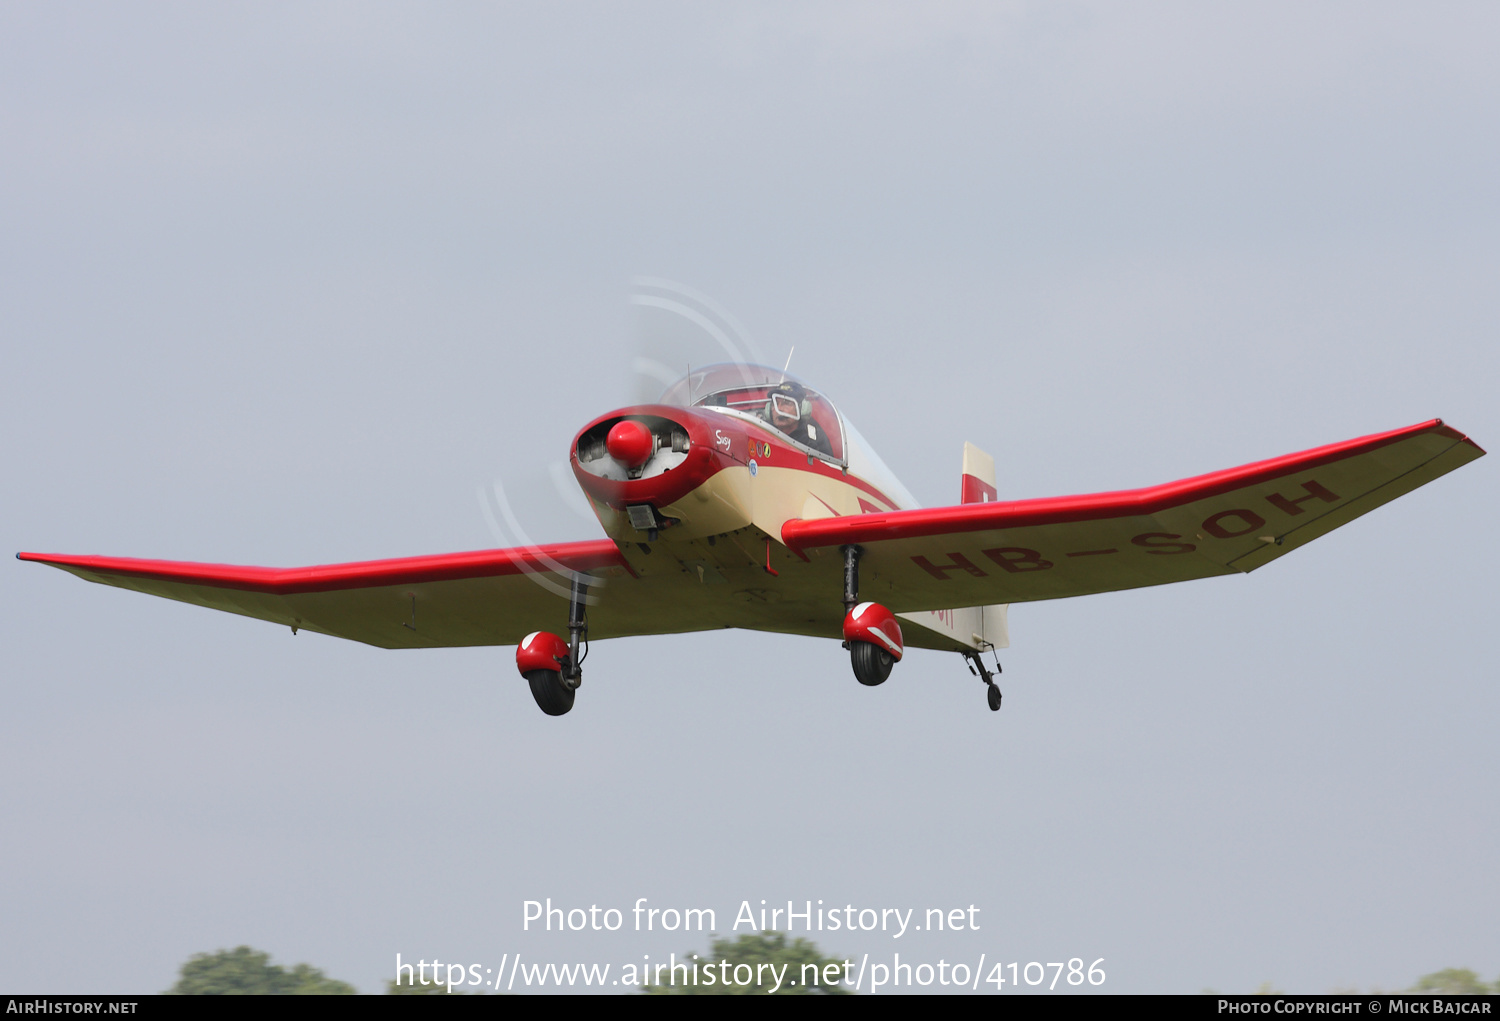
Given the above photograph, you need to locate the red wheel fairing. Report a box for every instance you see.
[842,601,904,661]
[516,630,569,676]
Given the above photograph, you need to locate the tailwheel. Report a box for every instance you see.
[965,650,1003,714]
[525,668,576,716]
[850,640,894,686]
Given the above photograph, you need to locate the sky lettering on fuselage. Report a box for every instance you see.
[908,478,1341,578]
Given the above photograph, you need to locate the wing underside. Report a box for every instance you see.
[19,542,642,649]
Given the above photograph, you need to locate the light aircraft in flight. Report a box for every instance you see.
[19,363,1484,716]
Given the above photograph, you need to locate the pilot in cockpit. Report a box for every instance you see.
[766,382,834,456]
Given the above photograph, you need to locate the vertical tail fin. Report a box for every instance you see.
[956,443,1009,649]
[961,442,997,504]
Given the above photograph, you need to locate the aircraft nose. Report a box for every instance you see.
[571,407,715,514]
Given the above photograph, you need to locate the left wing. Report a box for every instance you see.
[18,542,641,649]
[782,420,1483,614]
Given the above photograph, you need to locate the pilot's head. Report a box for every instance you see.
[768,383,804,434]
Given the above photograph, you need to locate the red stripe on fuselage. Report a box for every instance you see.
[729,415,902,511]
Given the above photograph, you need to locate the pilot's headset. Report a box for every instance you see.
[765,384,811,424]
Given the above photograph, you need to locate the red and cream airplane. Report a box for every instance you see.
[19,363,1484,715]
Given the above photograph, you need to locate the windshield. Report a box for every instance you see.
[660,363,845,462]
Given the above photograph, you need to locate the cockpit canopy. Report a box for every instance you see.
[660,363,845,462]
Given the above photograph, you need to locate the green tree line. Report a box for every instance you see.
[166,942,1500,994]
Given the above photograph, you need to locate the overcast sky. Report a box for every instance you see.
[3,2,1497,995]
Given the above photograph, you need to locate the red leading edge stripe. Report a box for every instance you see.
[16,540,629,595]
[781,420,1480,551]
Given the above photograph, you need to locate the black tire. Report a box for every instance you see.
[987,684,1002,712]
[850,640,893,686]
[525,668,575,716]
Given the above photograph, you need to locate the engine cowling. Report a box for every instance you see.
[570,405,752,541]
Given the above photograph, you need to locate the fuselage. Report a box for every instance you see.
[565,363,1004,655]
[570,364,915,549]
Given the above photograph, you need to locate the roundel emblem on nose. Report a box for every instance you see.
[605,420,654,468]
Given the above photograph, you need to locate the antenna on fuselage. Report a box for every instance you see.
[780,346,795,384]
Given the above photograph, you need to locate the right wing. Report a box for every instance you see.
[19,541,639,649]
[783,419,1483,614]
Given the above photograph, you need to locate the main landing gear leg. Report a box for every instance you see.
[841,544,861,615]
[564,575,588,689]
[964,650,1003,712]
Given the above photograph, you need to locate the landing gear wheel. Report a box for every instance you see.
[525,669,575,716]
[987,684,1002,712]
[850,640,893,687]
